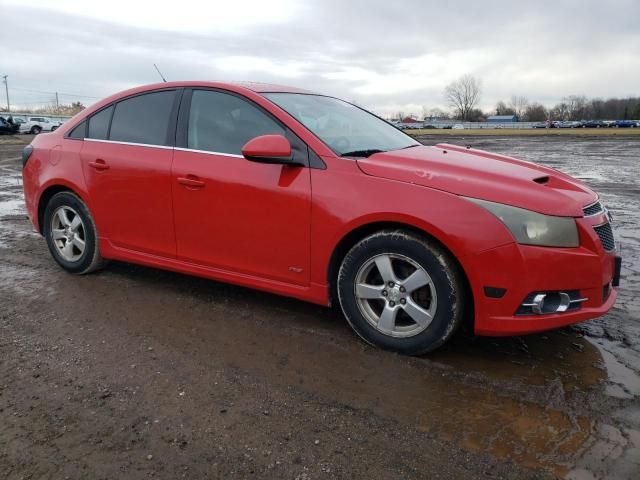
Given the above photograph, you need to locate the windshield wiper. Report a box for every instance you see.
[340,149,386,158]
[399,144,421,150]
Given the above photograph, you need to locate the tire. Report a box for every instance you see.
[51,125,58,131]
[337,230,466,355]
[43,191,105,274]
[31,126,42,134]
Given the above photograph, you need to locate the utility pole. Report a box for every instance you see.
[2,75,9,113]
[55,92,59,109]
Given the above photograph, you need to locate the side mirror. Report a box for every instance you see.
[241,135,302,166]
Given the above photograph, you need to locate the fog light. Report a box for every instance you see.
[516,291,588,315]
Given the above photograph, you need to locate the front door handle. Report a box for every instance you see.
[88,159,110,171]
[177,175,205,188]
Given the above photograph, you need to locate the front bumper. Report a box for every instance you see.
[466,217,619,336]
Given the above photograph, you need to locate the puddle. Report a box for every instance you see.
[588,338,640,399]
[0,198,25,217]
[431,331,604,391]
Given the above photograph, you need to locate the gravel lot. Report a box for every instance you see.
[1,134,639,479]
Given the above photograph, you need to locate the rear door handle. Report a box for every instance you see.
[177,176,205,188]
[88,159,110,171]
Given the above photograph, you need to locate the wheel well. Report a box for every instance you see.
[327,222,474,330]
[37,185,73,233]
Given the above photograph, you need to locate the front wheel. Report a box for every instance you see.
[31,126,42,134]
[337,231,466,355]
[43,192,105,274]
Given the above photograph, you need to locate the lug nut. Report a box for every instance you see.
[388,281,394,287]
[381,290,388,296]
[399,286,406,293]
[389,301,395,307]
[400,298,406,305]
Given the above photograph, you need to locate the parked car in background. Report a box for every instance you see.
[19,117,60,135]
[612,120,637,128]
[452,124,464,130]
[557,121,583,128]
[21,81,620,354]
[582,120,607,128]
[0,116,20,135]
[532,122,550,129]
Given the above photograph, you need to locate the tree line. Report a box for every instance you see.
[416,74,640,122]
[1,101,85,116]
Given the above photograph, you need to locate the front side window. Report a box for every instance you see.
[87,106,113,140]
[187,90,284,155]
[263,93,418,156]
[109,90,175,146]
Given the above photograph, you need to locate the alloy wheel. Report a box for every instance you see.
[354,253,437,338]
[50,205,86,262]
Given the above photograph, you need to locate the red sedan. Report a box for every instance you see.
[21,82,620,354]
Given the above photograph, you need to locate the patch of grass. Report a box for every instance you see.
[407,128,640,136]
[0,135,29,145]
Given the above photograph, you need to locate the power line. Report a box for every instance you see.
[9,86,100,99]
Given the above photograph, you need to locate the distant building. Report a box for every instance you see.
[487,115,518,123]
[400,116,421,124]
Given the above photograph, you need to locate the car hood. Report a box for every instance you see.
[356,144,596,217]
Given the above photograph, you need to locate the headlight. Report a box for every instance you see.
[466,198,579,247]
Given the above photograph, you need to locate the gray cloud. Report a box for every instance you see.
[1,0,639,116]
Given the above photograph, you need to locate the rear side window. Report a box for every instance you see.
[109,91,175,146]
[88,106,113,140]
[68,120,87,139]
[188,90,284,155]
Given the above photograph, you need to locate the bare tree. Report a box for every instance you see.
[524,103,548,122]
[563,95,588,120]
[444,74,481,121]
[495,101,515,116]
[427,107,449,119]
[509,96,529,120]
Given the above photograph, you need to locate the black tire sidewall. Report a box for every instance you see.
[338,232,463,355]
[43,192,98,274]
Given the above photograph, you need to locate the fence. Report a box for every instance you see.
[413,121,540,129]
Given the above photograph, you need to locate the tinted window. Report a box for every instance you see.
[109,91,175,146]
[188,90,284,155]
[88,106,113,140]
[68,120,87,139]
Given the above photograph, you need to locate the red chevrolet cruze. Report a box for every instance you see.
[21,81,621,354]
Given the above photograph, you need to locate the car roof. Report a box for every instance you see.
[114,81,315,96]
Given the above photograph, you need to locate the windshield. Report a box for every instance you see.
[263,93,419,157]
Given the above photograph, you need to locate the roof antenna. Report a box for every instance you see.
[153,64,167,82]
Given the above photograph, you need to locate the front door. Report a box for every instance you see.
[171,89,311,285]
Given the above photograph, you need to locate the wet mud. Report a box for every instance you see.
[1,135,639,479]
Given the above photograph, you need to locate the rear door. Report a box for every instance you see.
[171,89,311,285]
[81,89,180,257]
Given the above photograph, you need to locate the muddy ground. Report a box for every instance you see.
[0,134,638,479]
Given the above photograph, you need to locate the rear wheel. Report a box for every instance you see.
[31,126,42,134]
[43,192,105,274]
[337,230,466,355]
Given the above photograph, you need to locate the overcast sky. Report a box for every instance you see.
[1,0,638,116]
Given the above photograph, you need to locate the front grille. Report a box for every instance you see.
[583,201,604,216]
[594,223,615,251]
